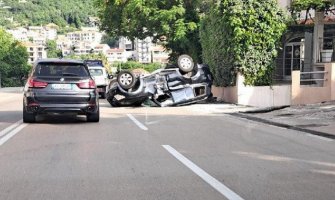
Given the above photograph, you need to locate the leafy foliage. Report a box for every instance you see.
[200,0,287,86]
[0,28,30,87]
[101,34,119,48]
[291,0,335,12]
[95,0,206,62]
[46,40,62,58]
[0,0,96,29]
[290,0,335,24]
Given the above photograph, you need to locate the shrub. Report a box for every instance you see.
[200,0,287,86]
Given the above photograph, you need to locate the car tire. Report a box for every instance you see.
[117,71,136,90]
[177,54,194,73]
[100,92,106,99]
[87,108,100,122]
[23,106,36,123]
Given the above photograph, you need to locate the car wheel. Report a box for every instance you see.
[87,108,100,122]
[117,71,136,90]
[177,54,194,73]
[100,92,106,99]
[23,106,36,123]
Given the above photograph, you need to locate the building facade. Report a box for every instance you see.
[22,42,47,64]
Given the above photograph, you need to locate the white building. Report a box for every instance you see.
[118,37,134,51]
[134,37,152,63]
[118,36,170,63]
[56,35,72,57]
[106,48,128,63]
[22,42,47,64]
[151,45,169,64]
[73,42,96,56]
[7,27,29,41]
[93,44,110,55]
[8,25,57,43]
[66,29,102,44]
[33,36,46,46]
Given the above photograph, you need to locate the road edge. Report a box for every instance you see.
[230,113,335,140]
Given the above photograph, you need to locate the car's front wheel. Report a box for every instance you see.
[87,108,100,122]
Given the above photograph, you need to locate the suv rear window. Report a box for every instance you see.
[89,69,104,76]
[34,62,89,77]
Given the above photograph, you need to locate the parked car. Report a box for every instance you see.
[85,60,110,99]
[106,55,213,107]
[23,59,100,123]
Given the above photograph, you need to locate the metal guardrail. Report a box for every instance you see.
[300,71,328,86]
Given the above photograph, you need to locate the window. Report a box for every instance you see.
[34,63,89,77]
[89,69,103,76]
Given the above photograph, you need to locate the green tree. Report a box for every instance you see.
[95,0,204,62]
[1,0,97,29]
[200,0,287,86]
[101,34,119,48]
[46,40,62,58]
[0,28,30,87]
[290,0,335,23]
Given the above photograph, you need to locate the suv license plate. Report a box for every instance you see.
[51,84,72,90]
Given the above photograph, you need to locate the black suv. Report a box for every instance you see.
[23,59,100,123]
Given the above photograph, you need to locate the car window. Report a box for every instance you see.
[89,69,104,76]
[34,63,89,77]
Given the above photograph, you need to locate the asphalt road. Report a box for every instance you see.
[0,89,335,200]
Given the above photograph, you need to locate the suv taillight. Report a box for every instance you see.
[28,78,48,88]
[77,79,96,89]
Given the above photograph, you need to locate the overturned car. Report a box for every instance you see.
[106,55,213,107]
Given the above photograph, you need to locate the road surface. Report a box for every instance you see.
[0,89,334,200]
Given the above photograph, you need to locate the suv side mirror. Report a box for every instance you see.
[108,74,113,79]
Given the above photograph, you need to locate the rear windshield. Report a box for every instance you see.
[34,63,89,77]
[89,69,104,76]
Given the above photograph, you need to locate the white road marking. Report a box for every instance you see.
[0,123,27,146]
[127,114,148,131]
[0,120,23,138]
[163,145,244,200]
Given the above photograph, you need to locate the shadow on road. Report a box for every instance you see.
[36,114,87,124]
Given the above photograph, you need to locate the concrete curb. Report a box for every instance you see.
[231,113,335,140]
[241,105,290,114]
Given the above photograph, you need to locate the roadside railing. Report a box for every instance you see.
[300,70,328,86]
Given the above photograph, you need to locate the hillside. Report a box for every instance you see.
[0,0,97,29]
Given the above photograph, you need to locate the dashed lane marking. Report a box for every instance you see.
[163,145,244,200]
[127,114,148,131]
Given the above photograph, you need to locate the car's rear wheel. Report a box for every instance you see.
[100,92,106,99]
[23,106,36,123]
[117,71,136,90]
[178,54,194,73]
[87,108,100,122]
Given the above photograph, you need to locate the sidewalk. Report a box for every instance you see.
[233,101,335,139]
[0,87,23,93]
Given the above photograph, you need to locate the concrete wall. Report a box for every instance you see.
[236,74,291,107]
[212,86,237,103]
[211,74,291,108]
[291,63,335,105]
